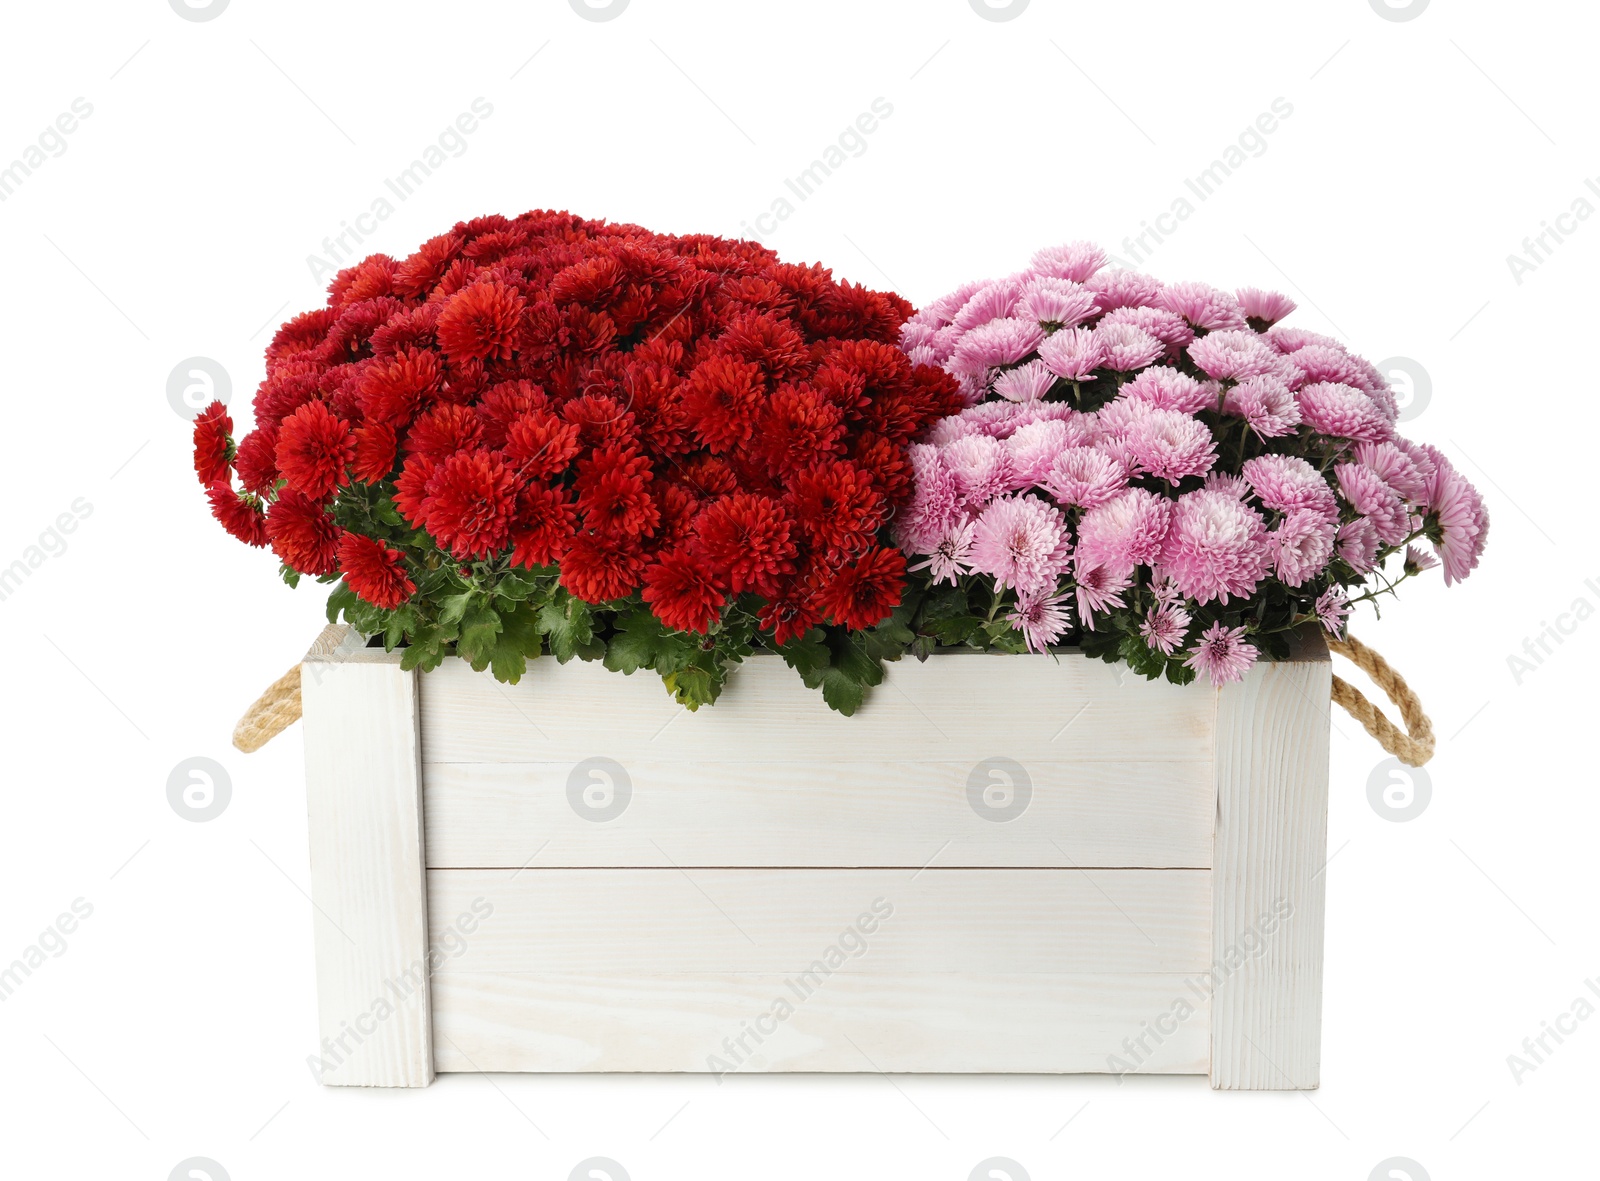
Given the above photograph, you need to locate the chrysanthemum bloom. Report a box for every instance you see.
[1241,454,1339,522]
[1087,268,1162,311]
[1314,585,1351,637]
[358,347,443,426]
[1029,241,1106,283]
[1073,560,1131,629]
[1094,322,1164,372]
[1122,407,1217,486]
[1282,345,1369,392]
[1203,471,1250,500]
[1157,281,1247,331]
[1008,587,1074,653]
[992,359,1059,402]
[1335,518,1380,572]
[1098,305,1194,352]
[1038,326,1104,381]
[681,355,766,453]
[1297,381,1390,443]
[267,489,343,575]
[949,318,1047,375]
[1420,452,1489,584]
[1403,544,1439,575]
[786,461,885,561]
[813,546,906,630]
[1075,488,1171,576]
[641,548,727,633]
[1140,602,1191,656]
[207,485,267,547]
[339,534,416,609]
[1353,440,1426,502]
[692,493,797,595]
[434,278,526,363]
[896,445,961,552]
[509,484,577,568]
[1041,445,1126,509]
[1005,420,1073,487]
[1334,462,1409,545]
[1015,276,1098,329]
[1223,376,1300,438]
[1187,329,1278,381]
[417,448,520,559]
[1157,489,1270,604]
[1271,508,1336,587]
[275,400,354,501]
[959,400,1026,438]
[908,518,975,586]
[560,531,645,603]
[968,494,1072,595]
[1236,287,1297,328]
[1118,366,1215,415]
[192,402,234,486]
[941,434,1013,505]
[950,278,1023,331]
[1183,621,1258,686]
[575,445,660,540]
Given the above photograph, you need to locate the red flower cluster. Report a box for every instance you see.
[197,211,959,642]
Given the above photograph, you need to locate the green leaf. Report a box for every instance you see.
[438,589,478,628]
[489,601,542,683]
[1164,659,1197,686]
[325,582,356,625]
[603,610,673,676]
[493,569,541,603]
[539,593,596,663]
[280,563,302,590]
[456,601,505,672]
[775,628,830,682]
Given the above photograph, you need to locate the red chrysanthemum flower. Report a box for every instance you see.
[232,428,279,496]
[509,484,577,568]
[358,347,443,426]
[642,549,727,634]
[503,409,581,479]
[435,279,525,363]
[192,401,234,486]
[338,533,415,610]
[351,422,398,484]
[681,355,766,453]
[691,493,797,595]
[811,545,905,630]
[267,489,342,575]
[756,385,845,474]
[405,403,484,462]
[419,448,519,560]
[758,585,823,647]
[575,445,658,539]
[206,485,267,547]
[275,401,354,500]
[559,531,645,603]
[786,461,885,561]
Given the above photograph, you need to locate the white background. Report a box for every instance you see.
[0,1,1594,1178]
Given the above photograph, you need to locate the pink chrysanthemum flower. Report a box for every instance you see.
[1203,471,1250,500]
[1123,407,1217,485]
[925,416,980,447]
[959,400,1026,438]
[1314,585,1351,638]
[1296,381,1389,442]
[1140,602,1192,655]
[1187,329,1278,381]
[992,359,1059,403]
[1087,268,1163,311]
[1007,586,1075,653]
[909,518,976,586]
[1236,287,1297,326]
[951,277,1024,331]
[1223,376,1301,438]
[904,344,939,368]
[1265,325,1344,355]
[968,494,1073,596]
[1241,454,1339,522]
[1157,489,1271,605]
[1094,322,1164,371]
[926,280,985,322]
[1005,420,1072,487]
[1157,281,1248,331]
[1271,508,1337,587]
[1335,462,1409,545]
[896,444,962,548]
[1152,576,1185,608]
[1354,440,1426,502]
[1073,561,1132,630]
[1119,366,1216,414]
[949,318,1046,376]
[1420,452,1488,585]
[1029,241,1107,283]
[1403,544,1439,575]
[927,324,963,364]
[1042,445,1126,509]
[1336,518,1380,572]
[1076,488,1172,577]
[1015,276,1098,329]
[1282,345,1368,392]
[941,434,1012,504]
[1013,402,1095,440]
[899,318,939,352]
[1098,305,1194,352]
[1184,622,1259,686]
[1038,326,1105,381]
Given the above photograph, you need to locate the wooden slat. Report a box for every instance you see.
[301,652,433,1088]
[422,758,1213,869]
[1209,632,1331,1089]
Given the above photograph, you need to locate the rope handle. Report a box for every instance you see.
[1327,633,1436,766]
[233,627,1436,765]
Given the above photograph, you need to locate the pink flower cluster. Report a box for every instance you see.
[895,242,1488,684]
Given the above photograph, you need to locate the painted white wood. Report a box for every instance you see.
[422,757,1214,869]
[301,647,434,1087]
[428,868,1211,1075]
[1209,631,1331,1090]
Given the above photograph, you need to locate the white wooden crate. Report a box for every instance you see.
[300,629,1330,1089]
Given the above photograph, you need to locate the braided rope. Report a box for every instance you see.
[230,624,349,753]
[1327,633,1436,767]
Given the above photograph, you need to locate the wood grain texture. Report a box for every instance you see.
[428,868,1211,1075]
[1209,631,1331,1089]
[301,650,434,1087]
